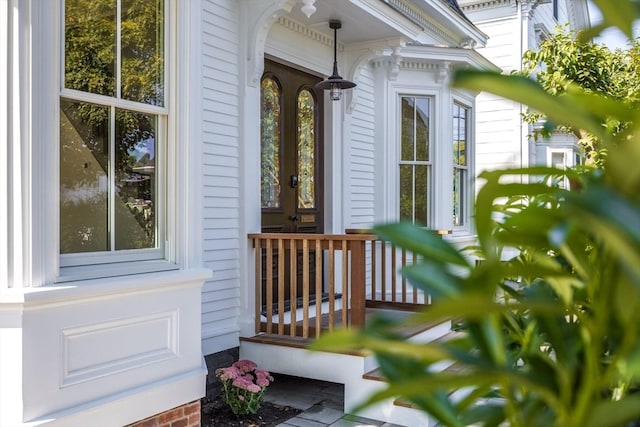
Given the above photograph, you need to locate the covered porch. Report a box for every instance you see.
[242,231,454,426]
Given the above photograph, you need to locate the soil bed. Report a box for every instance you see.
[201,396,302,427]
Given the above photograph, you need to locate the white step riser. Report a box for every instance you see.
[344,376,436,426]
[409,320,452,343]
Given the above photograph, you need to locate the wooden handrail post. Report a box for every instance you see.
[349,239,366,328]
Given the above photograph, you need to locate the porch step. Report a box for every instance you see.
[241,318,453,426]
[240,333,368,357]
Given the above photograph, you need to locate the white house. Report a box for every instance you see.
[459,0,590,178]
[0,1,587,426]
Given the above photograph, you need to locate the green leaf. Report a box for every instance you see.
[585,395,640,427]
[402,262,465,298]
[460,403,505,427]
[451,71,608,141]
[374,222,470,267]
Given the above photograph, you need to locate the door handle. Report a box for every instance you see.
[288,215,299,222]
[290,175,299,188]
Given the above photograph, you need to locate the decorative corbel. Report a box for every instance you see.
[511,0,537,18]
[345,39,407,113]
[436,62,450,84]
[245,0,296,87]
[389,45,403,81]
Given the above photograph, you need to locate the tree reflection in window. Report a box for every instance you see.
[453,103,468,227]
[60,100,157,253]
[261,77,281,208]
[297,89,315,209]
[400,96,430,225]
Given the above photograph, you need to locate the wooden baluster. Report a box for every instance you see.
[371,240,377,304]
[277,238,285,335]
[412,251,418,304]
[342,239,348,327]
[328,239,335,331]
[302,239,309,338]
[265,238,273,334]
[315,239,322,338]
[254,237,262,334]
[289,238,297,336]
[401,248,407,303]
[381,241,387,303]
[391,243,397,303]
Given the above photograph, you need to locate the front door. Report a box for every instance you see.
[260,60,324,234]
[260,60,324,312]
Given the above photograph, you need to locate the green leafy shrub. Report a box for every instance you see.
[313,2,640,426]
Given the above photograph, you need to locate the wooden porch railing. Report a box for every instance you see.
[248,231,434,340]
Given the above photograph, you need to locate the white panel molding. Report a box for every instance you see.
[21,277,206,424]
[60,311,178,387]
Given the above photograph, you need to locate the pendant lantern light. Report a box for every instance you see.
[315,20,356,101]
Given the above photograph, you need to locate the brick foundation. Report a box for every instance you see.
[125,400,200,427]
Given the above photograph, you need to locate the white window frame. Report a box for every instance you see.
[452,100,471,231]
[32,0,199,284]
[451,94,475,234]
[397,94,434,227]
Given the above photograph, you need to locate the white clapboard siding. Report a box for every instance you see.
[469,14,528,175]
[348,65,377,229]
[201,0,242,355]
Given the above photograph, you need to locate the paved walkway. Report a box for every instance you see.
[264,374,403,427]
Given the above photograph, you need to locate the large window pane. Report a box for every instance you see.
[453,169,465,226]
[115,110,157,249]
[261,77,281,209]
[399,165,412,221]
[60,99,110,253]
[453,103,469,227]
[64,0,117,96]
[399,165,429,224]
[414,164,428,224]
[415,98,430,161]
[297,89,315,209]
[121,0,165,106]
[401,97,414,161]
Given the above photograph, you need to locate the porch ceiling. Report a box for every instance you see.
[289,0,406,44]
[287,0,487,47]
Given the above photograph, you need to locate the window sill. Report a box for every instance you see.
[4,268,212,306]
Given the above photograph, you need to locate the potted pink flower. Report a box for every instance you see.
[215,359,274,415]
